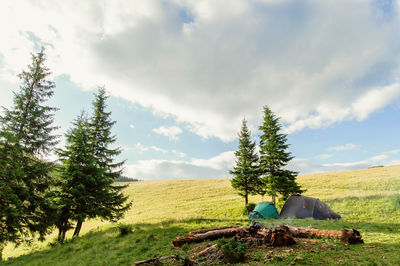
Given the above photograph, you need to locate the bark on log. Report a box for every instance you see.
[188,225,240,235]
[134,255,196,265]
[287,226,363,244]
[172,226,249,247]
[191,244,218,259]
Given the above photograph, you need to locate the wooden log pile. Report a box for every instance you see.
[135,225,363,265]
[172,224,363,247]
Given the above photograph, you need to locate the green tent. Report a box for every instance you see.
[248,201,279,220]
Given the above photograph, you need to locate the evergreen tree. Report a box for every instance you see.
[56,88,131,241]
[56,113,99,242]
[258,106,303,204]
[230,118,260,205]
[82,87,131,236]
[0,48,58,259]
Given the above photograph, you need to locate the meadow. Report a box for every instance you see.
[3,165,400,265]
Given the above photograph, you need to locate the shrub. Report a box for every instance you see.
[391,194,400,211]
[117,224,133,237]
[243,203,256,215]
[217,238,247,263]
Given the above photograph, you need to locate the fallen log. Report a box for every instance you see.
[134,254,196,265]
[287,226,363,244]
[188,225,240,235]
[191,244,218,259]
[173,226,249,247]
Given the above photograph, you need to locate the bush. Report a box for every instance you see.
[217,238,247,263]
[117,224,133,237]
[243,203,256,215]
[391,194,400,211]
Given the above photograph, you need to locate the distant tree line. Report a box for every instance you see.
[230,107,304,207]
[0,48,131,259]
[115,176,142,182]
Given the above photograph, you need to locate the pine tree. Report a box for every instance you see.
[230,118,260,206]
[0,48,58,259]
[56,88,131,241]
[56,113,99,242]
[258,106,303,204]
[82,87,131,236]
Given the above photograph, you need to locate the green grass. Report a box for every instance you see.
[3,165,400,265]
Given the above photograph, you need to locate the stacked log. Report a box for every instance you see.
[172,225,363,247]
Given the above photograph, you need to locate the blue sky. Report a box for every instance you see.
[1,0,400,180]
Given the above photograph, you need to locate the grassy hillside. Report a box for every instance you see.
[3,165,400,265]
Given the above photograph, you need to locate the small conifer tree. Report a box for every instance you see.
[230,118,260,205]
[56,88,131,241]
[258,106,303,204]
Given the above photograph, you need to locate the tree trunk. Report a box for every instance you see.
[57,227,63,243]
[287,226,363,244]
[0,244,3,262]
[272,195,276,204]
[173,226,248,247]
[245,180,248,205]
[73,219,83,237]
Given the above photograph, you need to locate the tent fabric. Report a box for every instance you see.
[279,194,341,220]
[248,201,279,220]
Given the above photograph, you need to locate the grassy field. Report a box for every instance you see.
[3,165,400,265]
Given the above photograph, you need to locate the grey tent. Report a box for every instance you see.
[279,194,341,220]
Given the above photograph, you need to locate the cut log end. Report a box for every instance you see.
[341,229,364,244]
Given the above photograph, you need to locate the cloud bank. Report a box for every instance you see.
[1,0,400,142]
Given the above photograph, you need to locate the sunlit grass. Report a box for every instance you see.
[4,165,400,265]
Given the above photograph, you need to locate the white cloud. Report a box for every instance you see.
[1,1,400,140]
[126,150,397,179]
[152,126,183,141]
[124,150,235,180]
[328,143,358,151]
[135,142,149,153]
[172,149,187,158]
[288,154,391,174]
[315,153,333,159]
[129,124,134,129]
[135,142,169,154]
[151,145,168,154]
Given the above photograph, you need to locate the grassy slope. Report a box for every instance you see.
[4,165,400,265]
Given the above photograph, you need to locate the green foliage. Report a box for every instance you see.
[0,48,58,258]
[258,106,303,202]
[56,112,99,241]
[117,224,133,237]
[217,238,247,263]
[230,118,261,205]
[88,87,132,223]
[55,87,132,242]
[242,203,256,215]
[390,194,400,211]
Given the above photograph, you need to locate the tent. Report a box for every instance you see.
[279,194,341,220]
[248,201,279,220]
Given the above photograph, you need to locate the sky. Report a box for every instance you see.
[1,0,400,180]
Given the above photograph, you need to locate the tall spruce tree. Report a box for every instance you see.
[0,48,58,259]
[230,118,260,205]
[83,87,131,236]
[56,113,99,242]
[56,88,131,241]
[258,106,303,204]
